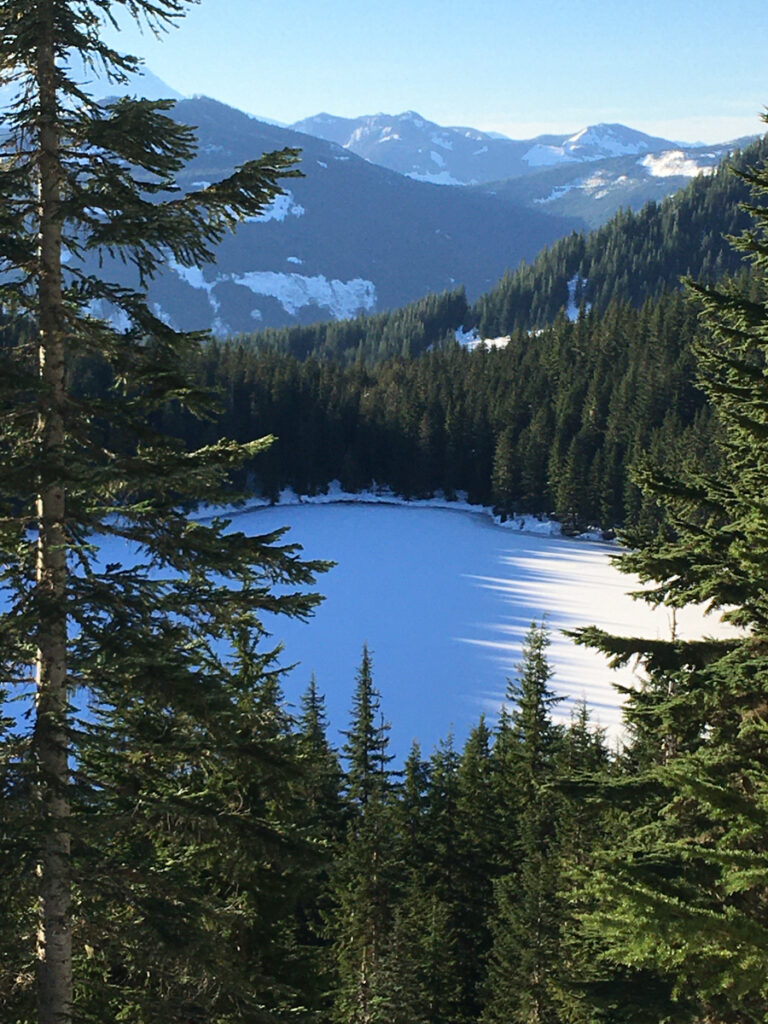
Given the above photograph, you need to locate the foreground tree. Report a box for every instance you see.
[574,117,768,1022]
[331,646,397,1024]
[0,3,326,1021]
[483,623,564,1024]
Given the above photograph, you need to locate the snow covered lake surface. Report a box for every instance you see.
[220,495,731,761]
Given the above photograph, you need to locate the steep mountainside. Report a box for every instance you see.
[86,97,583,332]
[473,135,768,336]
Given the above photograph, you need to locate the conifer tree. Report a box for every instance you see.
[332,646,397,1024]
[573,116,768,1022]
[0,3,326,1021]
[483,623,564,1024]
[293,676,345,1016]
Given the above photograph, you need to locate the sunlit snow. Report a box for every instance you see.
[639,151,715,178]
[533,182,582,204]
[215,491,737,760]
[232,271,376,319]
[168,262,376,321]
[248,190,305,223]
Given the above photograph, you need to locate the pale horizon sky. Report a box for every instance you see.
[100,0,768,144]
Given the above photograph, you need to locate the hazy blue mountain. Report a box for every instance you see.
[474,140,754,228]
[0,52,184,108]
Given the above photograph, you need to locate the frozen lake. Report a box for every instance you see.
[226,500,728,760]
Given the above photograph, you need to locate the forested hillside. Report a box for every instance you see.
[153,284,714,532]
[239,287,470,365]
[474,136,768,335]
[229,136,767,368]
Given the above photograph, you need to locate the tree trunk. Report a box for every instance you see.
[34,4,72,1023]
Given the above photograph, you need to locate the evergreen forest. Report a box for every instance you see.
[4,3,768,1024]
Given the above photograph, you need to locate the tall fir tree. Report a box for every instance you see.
[483,622,565,1024]
[0,3,327,1021]
[332,645,397,1024]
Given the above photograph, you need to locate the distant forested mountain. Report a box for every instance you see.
[83,96,583,331]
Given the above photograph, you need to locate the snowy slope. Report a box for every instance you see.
[293,111,741,187]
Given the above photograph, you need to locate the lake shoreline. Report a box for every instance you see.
[202,480,613,545]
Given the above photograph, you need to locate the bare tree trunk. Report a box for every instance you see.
[34,4,72,1022]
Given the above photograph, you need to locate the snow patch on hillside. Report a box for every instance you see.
[233,271,376,319]
[407,170,469,186]
[431,133,454,150]
[523,143,577,167]
[456,327,510,350]
[566,275,590,321]
[639,151,715,178]
[534,182,582,203]
[169,262,375,321]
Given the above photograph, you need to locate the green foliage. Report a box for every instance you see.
[483,624,564,1024]
[572,116,768,1024]
[331,647,398,1024]
[235,288,470,366]
[0,3,328,1021]
[156,284,713,530]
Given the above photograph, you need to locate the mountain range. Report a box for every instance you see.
[49,65,759,331]
[292,111,750,227]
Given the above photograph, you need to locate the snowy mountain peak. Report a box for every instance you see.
[524,123,677,167]
[289,108,750,206]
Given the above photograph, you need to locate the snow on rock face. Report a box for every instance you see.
[639,151,715,178]
[233,271,376,320]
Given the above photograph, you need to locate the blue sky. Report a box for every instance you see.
[102,0,768,142]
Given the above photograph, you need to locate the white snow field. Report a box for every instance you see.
[221,496,734,760]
